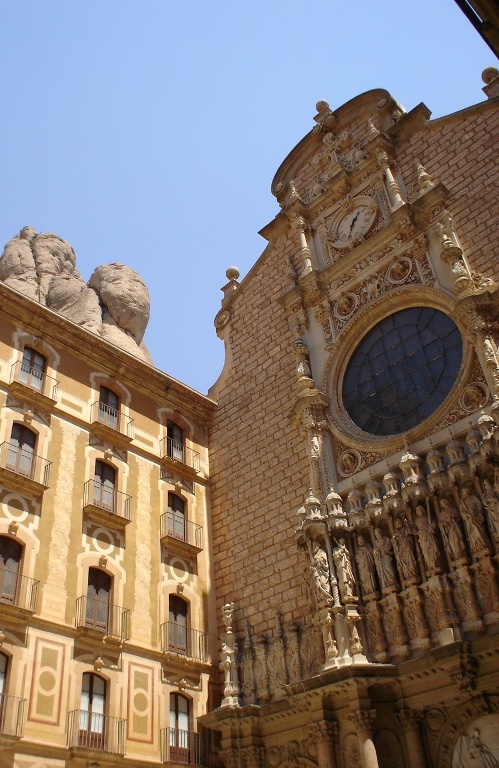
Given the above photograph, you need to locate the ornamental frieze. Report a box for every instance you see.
[330,249,435,332]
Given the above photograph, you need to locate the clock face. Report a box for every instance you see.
[330,198,378,247]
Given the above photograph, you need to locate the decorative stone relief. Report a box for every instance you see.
[329,249,434,332]
[451,715,499,768]
[220,602,241,706]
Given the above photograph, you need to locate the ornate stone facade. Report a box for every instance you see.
[204,72,499,768]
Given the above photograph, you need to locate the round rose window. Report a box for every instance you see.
[342,307,463,436]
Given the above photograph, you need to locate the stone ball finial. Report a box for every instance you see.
[226,266,240,281]
[316,100,329,112]
[482,66,499,84]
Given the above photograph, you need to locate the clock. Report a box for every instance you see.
[328,196,378,248]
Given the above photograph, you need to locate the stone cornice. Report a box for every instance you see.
[0,282,217,421]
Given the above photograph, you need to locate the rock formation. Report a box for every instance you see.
[0,227,152,363]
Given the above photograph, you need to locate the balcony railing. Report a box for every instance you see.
[75,596,130,642]
[160,622,208,662]
[68,710,126,755]
[160,437,200,472]
[10,360,59,402]
[91,401,134,439]
[0,442,51,487]
[0,567,39,613]
[160,512,203,551]
[0,693,26,738]
[161,728,205,765]
[83,479,132,524]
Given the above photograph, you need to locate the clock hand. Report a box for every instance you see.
[349,211,360,234]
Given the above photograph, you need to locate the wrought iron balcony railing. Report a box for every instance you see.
[161,728,205,765]
[75,596,131,642]
[160,622,208,662]
[160,511,203,551]
[0,442,51,487]
[10,360,59,401]
[160,437,200,472]
[0,567,39,613]
[0,693,26,738]
[91,401,134,438]
[68,710,126,755]
[83,479,132,523]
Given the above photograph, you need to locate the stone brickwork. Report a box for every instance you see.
[205,72,499,767]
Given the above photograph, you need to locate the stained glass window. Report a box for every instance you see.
[342,307,462,436]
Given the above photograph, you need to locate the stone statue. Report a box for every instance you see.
[414,505,439,572]
[460,487,490,556]
[373,528,398,591]
[438,498,467,563]
[310,541,332,603]
[355,535,377,595]
[332,538,355,600]
[392,517,418,581]
[482,476,499,545]
[0,227,152,363]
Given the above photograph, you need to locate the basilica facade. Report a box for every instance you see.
[204,68,499,768]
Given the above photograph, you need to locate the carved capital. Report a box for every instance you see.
[309,720,338,744]
[241,746,265,768]
[348,709,376,733]
[395,709,423,733]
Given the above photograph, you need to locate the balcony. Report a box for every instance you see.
[0,567,39,620]
[0,442,51,497]
[68,710,126,756]
[90,401,134,448]
[160,512,203,556]
[160,437,200,477]
[83,479,132,529]
[161,728,205,765]
[160,622,208,663]
[75,596,130,643]
[0,693,26,740]
[9,361,58,411]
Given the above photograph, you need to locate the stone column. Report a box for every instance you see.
[296,217,313,274]
[348,710,379,768]
[396,710,428,768]
[309,721,338,768]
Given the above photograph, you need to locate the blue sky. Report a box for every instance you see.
[0,1,493,395]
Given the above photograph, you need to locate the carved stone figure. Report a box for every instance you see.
[414,505,439,572]
[438,498,467,563]
[392,517,418,581]
[356,535,377,595]
[460,487,490,556]
[373,528,398,590]
[310,541,332,602]
[0,228,152,363]
[332,538,355,600]
[482,476,499,545]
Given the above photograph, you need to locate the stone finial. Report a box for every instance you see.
[220,266,240,307]
[482,67,499,98]
[222,602,234,632]
[367,115,379,137]
[416,161,434,193]
[226,266,240,281]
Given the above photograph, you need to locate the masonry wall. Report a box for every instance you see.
[209,234,310,638]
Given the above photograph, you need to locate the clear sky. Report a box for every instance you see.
[0,1,493,395]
